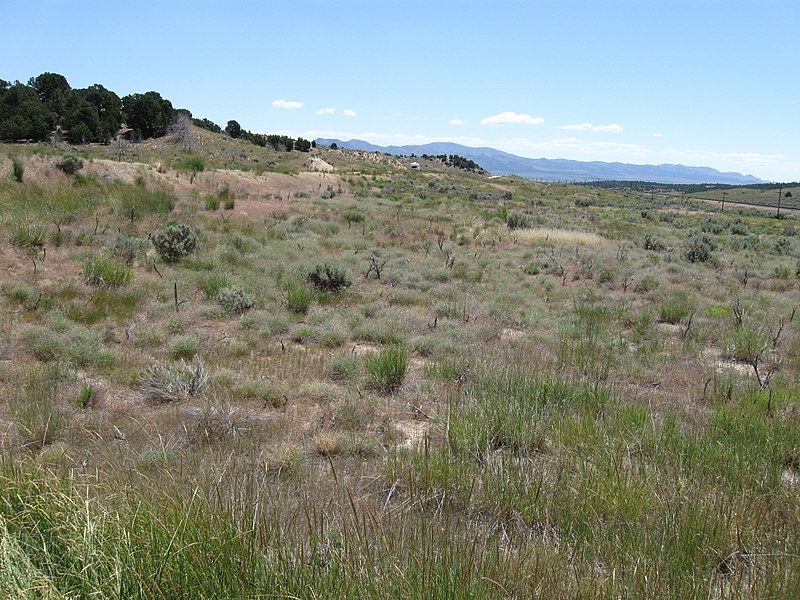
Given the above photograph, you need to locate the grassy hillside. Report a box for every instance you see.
[1,131,799,598]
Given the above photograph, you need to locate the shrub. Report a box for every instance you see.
[642,233,666,252]
[328,353,360,381]
[343,209,364,227]
[635,275,659,294]
[505,211,532,230]
[204,195,220,211]
[9,220,48,251]
[306,264,352,293]
[139,357,208,402]
[287,285,313,314]
[169,335,200,360]
[232,379,287,408]
[83,254,133,288]
[199,272,230,299]
[218,185,235,210]
[217,286,254,314]
[773,237,793,256]
[365,346,409,392]
[55,154,84,175]
[683,233,715,263]
[180,156,205,183]
[658,290,694,324]
[151,223,198,263]
[11,156,24,182]
[109,234,149,266]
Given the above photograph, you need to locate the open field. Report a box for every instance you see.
[1,135,799,598]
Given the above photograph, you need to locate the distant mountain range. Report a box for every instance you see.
[316,139,766,185]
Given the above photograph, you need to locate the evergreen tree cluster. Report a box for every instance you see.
[0,71,312,153]
[421,153,484,173]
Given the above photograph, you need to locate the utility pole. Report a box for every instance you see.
[721,191,726,213]
[777,186,783,218]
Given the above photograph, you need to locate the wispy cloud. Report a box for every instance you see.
[480,112,544,126]
[342,109,357,117]
[316,107,337,115]
[272,99,303,109]
[652,133,664,138]
[559,123,624,133]
[449,118,464,125]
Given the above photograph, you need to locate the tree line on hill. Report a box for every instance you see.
[0,71,312,152]
[419,153,484,173]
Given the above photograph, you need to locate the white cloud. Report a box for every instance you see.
[272,99,303,109]
[480,112,544,126]
[316,107,337,115]
[652,133,664,138]
[559,123,624,133]
[343,109,357,117]
[449,118,464,125]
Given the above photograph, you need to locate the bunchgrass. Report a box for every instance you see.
[365,345,409,392]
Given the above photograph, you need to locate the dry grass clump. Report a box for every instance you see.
[139,357,208,402]
[514,227,605,246]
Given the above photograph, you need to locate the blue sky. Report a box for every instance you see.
[4,0,799,181]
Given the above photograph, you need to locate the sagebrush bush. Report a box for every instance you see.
[55,154,83,175]
[683,233,715,263]
[82,254,133,288]
[139,357,208,402]
[151,223,198,263]
[505,211,532,230]
[217,286,254,314]
[642,233,666,252]
[109,234,149,266]
[306,263,352,293]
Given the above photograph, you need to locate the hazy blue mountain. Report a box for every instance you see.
[316,139,766,185]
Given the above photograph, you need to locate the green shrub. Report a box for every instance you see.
[232,379,287,408]
[642,233,666,252]
[180,156,205,183]
[343,209,364,227]
[217,286,254,314]
[82,255,133,288]
[773,237,793,256]
[658,290,694,324]
[55,154,84,175]
[169,335,200,360]
[11,156,24,182]
[218,184,235,209]
[8,220,48,251]
[505,211,532,230]
[683,233,715,263]
[199,272,230,299]
[328,353,360,381]
[728,327,764,363]
[306,263,352,293]
[635,274,659,294]
[287,285,312,314]
[204,195,220,211]
[139,357,208,402]
[365,346,409,392]
[151,223,198,263]
[109,235,149,265]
